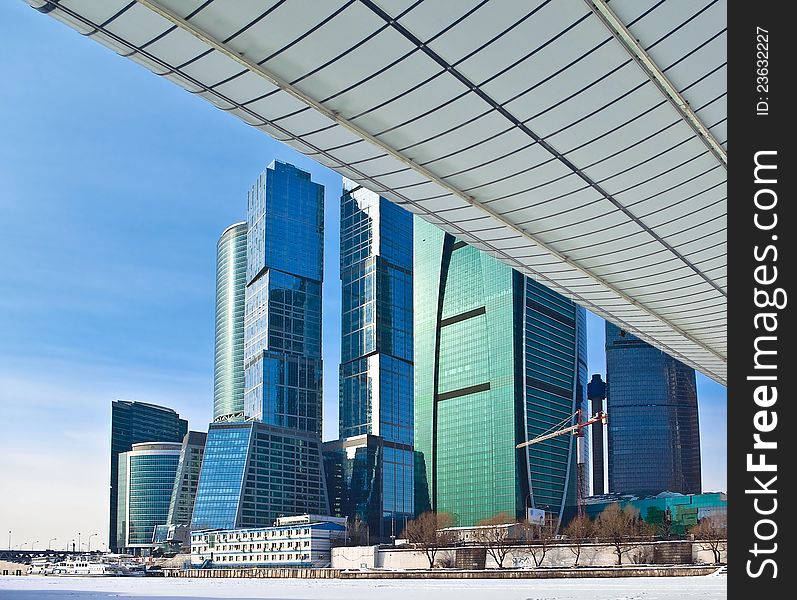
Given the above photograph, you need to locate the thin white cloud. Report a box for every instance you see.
[0,357,213,548]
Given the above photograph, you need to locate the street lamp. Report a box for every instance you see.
[33,540,39,551]
[77,532,81,554]
[524,492,534,519]
[7,530,10,551]
[88,533,98,552]
[48,538,57,551]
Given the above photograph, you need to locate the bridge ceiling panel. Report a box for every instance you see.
[27,0,727,383]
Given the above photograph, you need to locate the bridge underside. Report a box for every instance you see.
[28,0,727,383]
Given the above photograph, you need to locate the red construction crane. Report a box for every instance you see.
[516,409,608,519]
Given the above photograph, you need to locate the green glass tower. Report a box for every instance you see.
[213,222,247,422]
[109,400,187,552]
[116,441,182,554]
[414,217,587,528]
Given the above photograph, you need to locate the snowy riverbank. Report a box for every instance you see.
[0,572,726,600]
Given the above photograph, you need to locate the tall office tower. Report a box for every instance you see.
[192,421,328,530]
[166,431,207,527]
[213,222,247,422]
[116,442,182,554]
[192,161,328,531]
[414,217,588,528]
[588,374,607,496]
[109,401,187,552]
[606,322,702,496]
[243,161,323,425]
[323,183,414,541]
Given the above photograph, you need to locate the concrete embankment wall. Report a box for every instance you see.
[167,565,718,579]
[332,540,727,570]
[341,565,719,578]
[170,567,342,578]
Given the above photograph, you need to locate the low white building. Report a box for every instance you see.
[441,522,531,543]
[191,514,346,568]
[0,560,30,576]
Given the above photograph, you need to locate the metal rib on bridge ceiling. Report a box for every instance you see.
[27,0,727,383]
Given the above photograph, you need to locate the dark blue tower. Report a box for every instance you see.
[606,323,701,496]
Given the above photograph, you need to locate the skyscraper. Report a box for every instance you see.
[605,322,702,496]
[116,442,182,554]
[588,374,607,496]
[166,431,207,528]
[243,162,323,427]
[213,222,247,422]
[192,161,328,531]
[414,217,588,528]
[323,183,414,541]
[109,401,187,552]
[191,421,328,530]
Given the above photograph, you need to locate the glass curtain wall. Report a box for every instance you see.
[414,216,585,528]
[213,222,247,422]
[606,322,701,495]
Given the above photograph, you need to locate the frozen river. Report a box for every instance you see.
[0,574,726,600]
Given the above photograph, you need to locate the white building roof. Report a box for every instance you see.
[26,0,727,383]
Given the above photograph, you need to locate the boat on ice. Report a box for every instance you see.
[43,557,146,577]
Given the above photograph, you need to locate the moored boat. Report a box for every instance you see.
[49,557,145,577]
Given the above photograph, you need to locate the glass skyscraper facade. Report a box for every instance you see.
[605,322,702,496]
[338,186,413,443]
[116,442,182,553]
[524,277,590,511]
[243,162,323,428]
[213,222,247,422]
[193,161,328,531]
[322,183,414,541]
[191,421,328,530]
[109,400,187,552]
[414,217,587,528]
[166,431,207,528]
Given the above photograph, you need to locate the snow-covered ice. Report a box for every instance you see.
[0,573,726,600]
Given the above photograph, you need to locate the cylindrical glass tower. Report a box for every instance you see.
[118,442,182,552]
[213,222,247,421]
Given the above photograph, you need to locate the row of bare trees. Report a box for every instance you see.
[400,505,727,569]
[556,505,726,566]
[468,505,650,568]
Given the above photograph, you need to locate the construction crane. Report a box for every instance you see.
[516,409,608,519]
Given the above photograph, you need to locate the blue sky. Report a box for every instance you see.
[0,2,725,550]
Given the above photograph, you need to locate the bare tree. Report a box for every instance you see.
[346,516,369,546]
[474,512,516,568]
[594,503,644,565]
[402,512,456,568]
[562,514,594,567]
[521,519,554,568]
[691,515,727,564]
